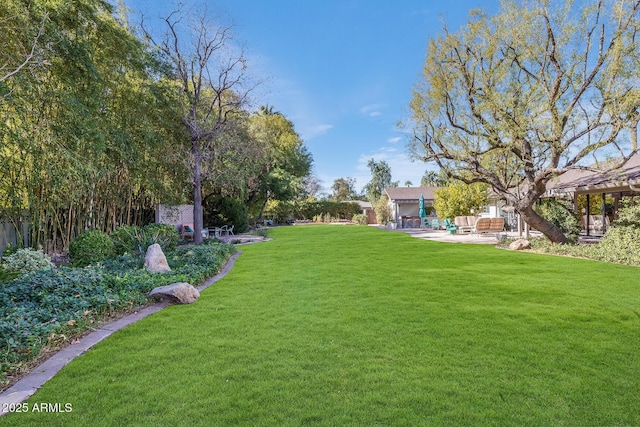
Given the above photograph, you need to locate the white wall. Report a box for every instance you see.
[155,205,194,229]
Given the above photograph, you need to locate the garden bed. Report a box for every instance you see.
[0,241,236,392]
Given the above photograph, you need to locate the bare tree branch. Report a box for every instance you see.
[409,0,640,243]
[0,11,48,89]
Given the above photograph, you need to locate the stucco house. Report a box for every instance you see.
[384,186,439,227]
[354,200,376,224]
[543,154,640,234]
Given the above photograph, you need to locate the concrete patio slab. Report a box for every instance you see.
[389,227,533,244]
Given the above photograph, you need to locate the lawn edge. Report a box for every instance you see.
[0,250,243,415]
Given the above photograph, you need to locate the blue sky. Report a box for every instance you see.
[124,0,498,196]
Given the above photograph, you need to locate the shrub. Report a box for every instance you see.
[1,248,53,274]
[252,228,269,238]
[528,201,640,266]
[69,230,115,267]
[111,225,142,255]
[590,226,640,265]
[374,195,392,225]
[2,243,18,258]
[204,195,249,233]
[0,240,236,383]
[142,223,180,252]
[111,224,179,256]
[587,201,640,265]
[536,199,581,242]
[0,267,19,284]
[612,199,640,226]
[528,237,594,259]
[352,213,368,225]
[291,200,361,221]
[263,200,295,224]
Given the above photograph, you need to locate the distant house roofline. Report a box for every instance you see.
[545,153,640,196]
[384,186,439,202]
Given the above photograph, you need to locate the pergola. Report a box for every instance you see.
[545,154,640,235]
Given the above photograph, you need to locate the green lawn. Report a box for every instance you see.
[2,225,639,426]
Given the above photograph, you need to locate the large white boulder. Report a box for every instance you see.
[509,239,531,251]
[149,282,200,304]
[144,243,171,273]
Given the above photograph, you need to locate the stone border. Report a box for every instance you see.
[0,251,242,414]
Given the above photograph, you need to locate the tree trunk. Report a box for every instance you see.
[192,142,204,245]
[517,203,568,244]
[193,182,204,245]
[258,197,269,220]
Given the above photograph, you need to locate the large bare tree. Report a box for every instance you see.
[145,7,256,244]
[409,0,640,243]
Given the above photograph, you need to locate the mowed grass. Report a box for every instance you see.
[2,225,639,426]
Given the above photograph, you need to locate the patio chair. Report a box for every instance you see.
[444,219,458,234]
[431,219,441,230]
[180,224,195,241]
[226,225,234,236]
[207,227,222,238]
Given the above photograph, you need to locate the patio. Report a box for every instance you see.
[389,226,530,244]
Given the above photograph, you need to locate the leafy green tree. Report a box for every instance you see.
[409,0,640,243]
[421,170,448,187]
[0,0,183,252]
[364,159,392,203]
[433,182,488,219]
[331,177,358,201]
[373,194,392,225]
[245,106,312,217]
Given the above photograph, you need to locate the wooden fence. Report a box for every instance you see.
[0,222,30,258]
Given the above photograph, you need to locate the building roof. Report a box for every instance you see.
[546,154,640,196]
[354,200,372,209]
[385,186,438,202]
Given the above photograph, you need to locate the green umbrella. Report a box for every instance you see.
[419,194,426,218]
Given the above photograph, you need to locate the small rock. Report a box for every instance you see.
[149,282,200,304]
[509,239,531,251]
[144,243,171,273]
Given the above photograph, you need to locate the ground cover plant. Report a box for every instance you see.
[0,241,235,390]
[529,201,640,266]
[2,226,639,425]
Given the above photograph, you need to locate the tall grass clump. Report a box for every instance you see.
[351,213,368,225]
[111,224,180,256]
